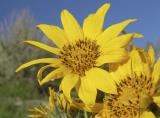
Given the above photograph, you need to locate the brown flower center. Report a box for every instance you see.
[104,74,154,118]
[59,39,100,76]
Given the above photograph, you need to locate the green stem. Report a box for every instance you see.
[84,111,88,118]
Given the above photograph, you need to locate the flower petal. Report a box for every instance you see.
[129,48,151,76]
[152,58,160,86]
[95,109,110,118]
[37,24,68,48]
[37,64,61,85]
[140,111,155,118]
[130,49,143,74]
[71,100,103,113]
[110,60,132,83]
[16,58,61,72]
[153,96,160,107]
[24,40,60,55]
[132,46,151,76]
[96,48,128,66]
[49,87,56,109]
[110,48,151,83]
[148,45,155,66]
[78,76,97,105]
[100,33,143,53]
[86,68,117,94]
[61,10,83,43]
[38,66,66,85]
[97,19,137,45]
[60,73,79,100]
[83,3,110,40]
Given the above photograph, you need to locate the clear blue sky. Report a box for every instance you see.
[0,0,160,47]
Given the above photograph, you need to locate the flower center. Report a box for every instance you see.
[104,74,154,118]
[59,39,100,76]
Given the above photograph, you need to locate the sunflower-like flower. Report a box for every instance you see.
[28,88,55,118]
[16,3,143,104]
[96,46,160,118]
[28,88,71,118]
[28,104,51,118]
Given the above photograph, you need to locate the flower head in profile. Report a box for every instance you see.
[96,46,160,118]
[16,3,143,104]
[28,88,71,118]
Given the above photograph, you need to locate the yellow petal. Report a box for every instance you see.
[16,58,61,72]
[152,58,160,85]
[38,66,66,85]
[24,40,60,55]
[110,59,132,83]
[107,33,134,48]
[153,96,160,107]
[49,87,55,109]
[95,109,110,118]
[61,10,83,43]
[78,76,97,105]
[83,3,110,40]
[130,49,144,75]
[37,24,68,48]
[37,64,60,85]
[71,100,103,113]
[100,33,143,53]
[60,73,79,100]
[111,48,150,81]
[133,33,144,38]
[57,93,69,110]
[97,19,137,45]
[96,48,128,66]
[140,111,155,118]
[85,68,117,94]
[148,45,155,66]
[131,46,151,76]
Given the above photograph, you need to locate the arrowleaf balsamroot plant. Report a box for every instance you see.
[96,46,160,118]
[15,3,160,118]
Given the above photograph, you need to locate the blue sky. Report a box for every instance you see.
[0,0,160,47]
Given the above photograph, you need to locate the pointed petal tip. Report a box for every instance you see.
[123,19,137,25]
[148,45,155,53]
[61,9,70,16]
[133,33,144,38]
[23,40,35,45]
[129,19,138,22]
[23,40,35,44]
[15,68,20,72]
[38,78,47,85]
[38,81,44,86]
[36,24,45,29]
[101,2,111,9]
[15,66,25,72]
[38,79,43,86]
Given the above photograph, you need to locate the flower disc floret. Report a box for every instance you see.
[105,73,154,118]
[60,39,100,76]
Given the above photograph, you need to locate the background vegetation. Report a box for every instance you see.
[0,9,159,118]
[0,10,54,118]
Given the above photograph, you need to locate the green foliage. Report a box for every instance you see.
[0,9,40,81]
[0,9,51,117]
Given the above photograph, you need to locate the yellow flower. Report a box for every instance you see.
[49,87,71,111]
[70,98,103,113]
[28,88,56,118]
[28,88,70,118]
[16,3,143,104]
[96,46,160,118]
[28,105,51,118]
[48,87,56,110]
